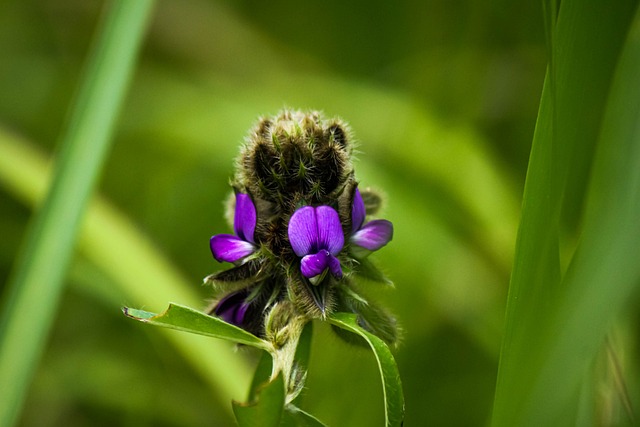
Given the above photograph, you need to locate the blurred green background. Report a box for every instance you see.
[0,0,549,425]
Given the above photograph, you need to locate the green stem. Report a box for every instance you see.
[0,2,154,425]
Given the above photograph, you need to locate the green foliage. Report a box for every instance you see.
[493,0,640,425]
[2,0,640,426]
[124,303,403,426]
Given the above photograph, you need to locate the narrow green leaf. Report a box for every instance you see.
[493,1,640,425]
[233,373,285,427]
[123,303,272,351]
[329,312,405,427]
[514,7,640,424]
[492,67,563,427]
[0,2,153,425]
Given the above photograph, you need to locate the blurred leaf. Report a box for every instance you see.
[123,303,272,351]
[330,312,405,427]
[492,1,640,426]
[491,68,562,426]
[233,373,285,427]
[0,2,154,425]
[517,5,640,424]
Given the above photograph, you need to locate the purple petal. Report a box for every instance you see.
[300,250,330,278]
[350,219,393,251]
[234,193,256,243]
[351,188,366,233]
[214,290,249,326]
[288,206,318,256]
[316,205,344,255]
[210,234,256,263]
[327,253,343,278]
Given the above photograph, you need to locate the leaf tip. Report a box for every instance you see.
[121,306,155,322]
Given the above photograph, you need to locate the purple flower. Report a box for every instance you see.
[210,193,257,263]
[288,205,344,279]
[350,189,393,253]
[213,289,250,327]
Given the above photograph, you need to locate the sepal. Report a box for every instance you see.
[287,273,335,319]
[203,258,265,291]
[264,301,304,349]
[359,188,384,215]
[352,258,394,285]
[332,284,400,346]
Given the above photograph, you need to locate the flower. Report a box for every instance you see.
[205,111,398,343]
[350,188,393,254]
[210,193,257,263]
[288,205,344,279]
[213,289,250,327]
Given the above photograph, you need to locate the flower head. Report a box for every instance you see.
[205,110,398,346]
[210,193,257,263]
[288,205,344,279]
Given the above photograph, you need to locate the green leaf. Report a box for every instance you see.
[514,6,640,424]
[329,312,405,427]
[123,303,272,351]
[0,2,154,425]
[233,373,285,427]
[492,1,640,426]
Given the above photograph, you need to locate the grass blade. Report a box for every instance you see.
[517,8,640,424]
[0,2,153,425]
[492,1,640,425]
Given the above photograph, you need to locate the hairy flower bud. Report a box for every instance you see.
[240,110,354,205]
